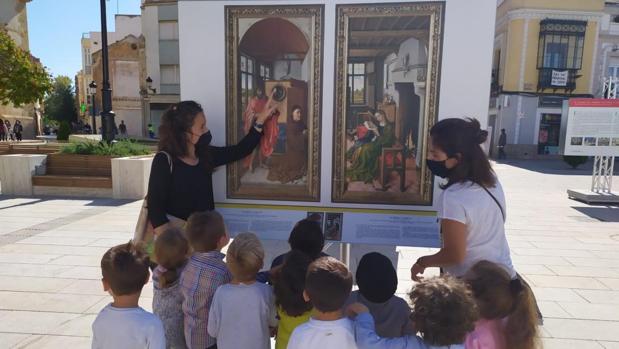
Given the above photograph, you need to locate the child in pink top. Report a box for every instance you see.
[464,261,539,349]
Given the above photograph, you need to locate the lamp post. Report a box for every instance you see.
[88,81,97,134]
[98,0,116,142]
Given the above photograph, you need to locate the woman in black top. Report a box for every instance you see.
[147,100,277,234]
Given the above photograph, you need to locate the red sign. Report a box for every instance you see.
[569,98,619,108]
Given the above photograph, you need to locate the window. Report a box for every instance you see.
[161,65,180,84]
[537,19,586,70]
[608,66,619,78]
[159,21,179,40]
[348,63,366,105]
[240,55,255,110]
[259,63,272,80]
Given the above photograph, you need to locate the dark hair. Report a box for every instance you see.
[288,219,324,260]
[409,275,479,346]
[154,228,189,288]
[273,250,313,316]
[291,105,302,114]
[101,241,150,296]
[185,211,226,252]
[356,252,397,303]
[430,118,495,189]
[305,256,352,312]
[466,261,539,349]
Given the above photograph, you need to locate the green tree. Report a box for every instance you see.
[0,29,52,106]
[44,76,78,122]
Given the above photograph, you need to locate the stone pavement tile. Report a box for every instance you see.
[526,275,609,290]
[15,236,99,247]
[538,301,572,318]
[0,333,31,349]
[55,266,101,280]
[532,242,619,252]
[47,314,96,337]
[0,276,75,293]
[511,247,596,258]
[0,310,81,334]
[577,238,619,245]
[513,264,556,275]
[87,237,133,247]
[541,338,605,349]
[0,244,109,257]
[575,290,619,304]
[37,230,130,239]
[0,291,105,313]
[592,251,619,260]
[559,302,619,321]
[599,278,619,291]
[47,255,101,267]
[565,257,619,268]
[83,296,153,315]
[600,341,619,349]
[511,255,572,266]
[0,263,72,278]
[546,266,619,278]
[57,280,107,296]
[543,318,619,341]
[532,287,588,303]
[0,253,61,264]
[16,334,91,349]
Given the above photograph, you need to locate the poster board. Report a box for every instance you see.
[178,0,498,247]
[560,98,619,157]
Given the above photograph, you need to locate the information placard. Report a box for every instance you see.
[218,204,440,248]
[560,98,619,157]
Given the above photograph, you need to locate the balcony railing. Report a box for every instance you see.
[537,68,579,92]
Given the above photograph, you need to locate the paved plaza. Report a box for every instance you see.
[0,159,618,348]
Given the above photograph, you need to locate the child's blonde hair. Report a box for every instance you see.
[226,232,264,282]
[154,228,189,288]
[466,261,539,349]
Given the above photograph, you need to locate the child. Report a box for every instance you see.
[153,228,189,349]
[345,252,414,338]
[464,261,539,349]
[180,211,231,349]
[92,242,165,349]
[349,275,478,349]
[256,218,327,283]
[287,256,357,349]
[272,250,313,349]
[207,232,277,349]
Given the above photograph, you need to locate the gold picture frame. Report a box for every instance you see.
[332,2,444,205]
[225,5,324,201]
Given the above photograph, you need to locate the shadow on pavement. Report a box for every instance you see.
[494,158,599,176]
[571,206,619,222]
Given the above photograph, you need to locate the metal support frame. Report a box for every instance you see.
[591,155,615,193]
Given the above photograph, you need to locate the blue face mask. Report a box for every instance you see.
[426,159,451,178]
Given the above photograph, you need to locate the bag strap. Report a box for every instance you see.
[480,185,506,222]
[158,150,173,174]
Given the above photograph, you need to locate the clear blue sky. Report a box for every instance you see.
[27,0,142,79]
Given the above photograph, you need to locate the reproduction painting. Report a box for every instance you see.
[332,2,444,205]
[225,5,323,201]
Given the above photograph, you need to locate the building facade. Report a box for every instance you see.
[490,0,605,158]
[0,0,39,139]
[141,0,181,137]
[77,15,141,127]
[593,1,619,98]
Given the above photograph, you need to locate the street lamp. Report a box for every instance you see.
[98,0,116,142]
[146,76,157,94]
[88,80,97,134]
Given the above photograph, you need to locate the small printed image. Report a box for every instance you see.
[324,212,343,241]
[570,137,583,146]
[307,212,325,227]
[612,138,619,146]
[598,137,611,146]
[584,137,597,146]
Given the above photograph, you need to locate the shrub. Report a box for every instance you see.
[56,121,71,141]
[61,139,152,157]
[563,155,588,169]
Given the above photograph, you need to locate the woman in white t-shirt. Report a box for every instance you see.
[410,118,516,281]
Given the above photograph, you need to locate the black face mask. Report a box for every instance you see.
[426,159,451,178]
[196,131,212,148]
